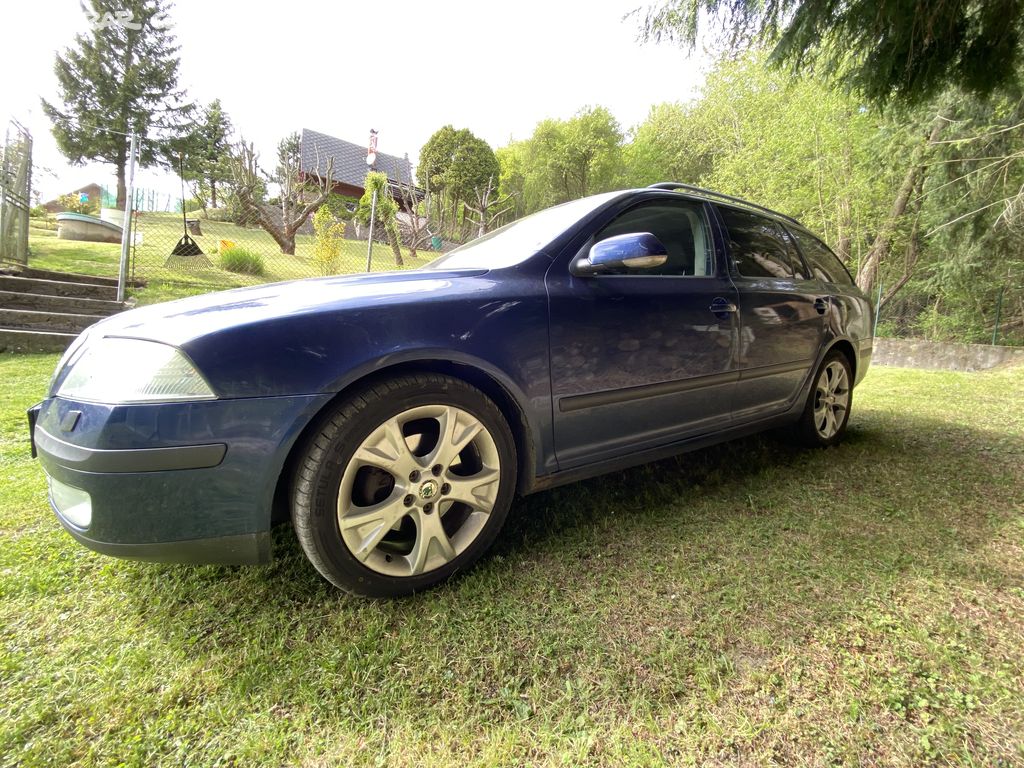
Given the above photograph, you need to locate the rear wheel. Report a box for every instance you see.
[291,373,517,597]
[794,351,853,447]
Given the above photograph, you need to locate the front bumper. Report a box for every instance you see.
[30,392,331,565]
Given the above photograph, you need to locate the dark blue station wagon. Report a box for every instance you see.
[30,184,873,596]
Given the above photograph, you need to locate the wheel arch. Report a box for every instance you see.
[824,337,858,382]
[270,356,539,525]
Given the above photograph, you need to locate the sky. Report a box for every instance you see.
[1,0,710,204]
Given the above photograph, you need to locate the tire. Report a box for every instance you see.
[291,373,517,597]
[793,350,853,447]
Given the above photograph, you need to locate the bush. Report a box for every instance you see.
[219,246,266,276]
[181,197,205,214]
[312,205,345,275]
[57,192,99,215]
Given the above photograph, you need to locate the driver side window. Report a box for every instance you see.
[595,200,714,277]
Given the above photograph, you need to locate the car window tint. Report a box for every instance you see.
[720,207,803,279]
[792,229,854,285]
[595,200,713,276]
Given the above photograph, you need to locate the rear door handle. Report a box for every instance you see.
[709,297,737,314]
[813,297,829,314]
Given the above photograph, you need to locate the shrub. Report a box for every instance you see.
[219,246,265,276]
[57,192,99,215]
[312,205,345,275]
[181,197,205,214]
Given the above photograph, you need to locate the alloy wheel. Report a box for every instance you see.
[336,404,501,577]
[812,360,850,439]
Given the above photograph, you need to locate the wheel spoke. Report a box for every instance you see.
[444,468,500,511]
[814,403,828,433]
[427,407,483,468]
[407,511,457,575]
[353,416,419,476]
[824,405,837,436]
[339,492,408,562]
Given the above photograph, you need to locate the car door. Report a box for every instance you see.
[715,206,826,418]
[546,197,739,469]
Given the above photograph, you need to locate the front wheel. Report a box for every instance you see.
[794,351,853,447]
[291,373,517,597]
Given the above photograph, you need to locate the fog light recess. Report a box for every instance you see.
[48,475,92,529]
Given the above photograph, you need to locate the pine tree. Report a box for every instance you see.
[41,0,193,210]
[640,0,1024,105]
[178,99,234,209]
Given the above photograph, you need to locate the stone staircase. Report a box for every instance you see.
[0,265,132,353]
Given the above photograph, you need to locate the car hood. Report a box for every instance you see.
[88,268,489,347]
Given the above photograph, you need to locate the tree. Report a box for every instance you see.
[357,172,404,267]
[639,0,1024,105]
[463,176,514,237]
[392,167,432,259]
[514,106,624,213]
[41,0,193,209]
[229,135,335,255]
[178,100,234,211]
[622,102,713,187]
[418,126,500,240]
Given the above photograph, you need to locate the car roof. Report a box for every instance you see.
[643,182,804,229]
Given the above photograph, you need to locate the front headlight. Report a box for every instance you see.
[56,337,216,404]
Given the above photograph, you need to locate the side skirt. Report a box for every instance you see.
[525,407,801,494]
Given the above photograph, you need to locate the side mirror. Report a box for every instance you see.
[574,232,669,276]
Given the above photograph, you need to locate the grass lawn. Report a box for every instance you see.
[1,360,1022,767]
[27,214,431,306]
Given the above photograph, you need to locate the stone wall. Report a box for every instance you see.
[873,338,1024,371]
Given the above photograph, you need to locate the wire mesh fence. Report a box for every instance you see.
[123,194,454,299]
[875,284,1023,347]
[116,136,468,299]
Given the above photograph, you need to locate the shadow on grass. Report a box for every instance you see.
[122,406,1019,658]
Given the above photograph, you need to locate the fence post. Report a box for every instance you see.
[117,132,138,304]
[991,285,1005,346]
[19,130,32,266]
[873,282,883,338]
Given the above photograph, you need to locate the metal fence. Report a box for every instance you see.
[875,283,1023,347]
[0,120,32,265]
[118,141,462,299]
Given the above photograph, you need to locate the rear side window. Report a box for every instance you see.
[718,207,806,280]
[791,229,854,286]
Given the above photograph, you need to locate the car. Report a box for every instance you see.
[29,183,873,597]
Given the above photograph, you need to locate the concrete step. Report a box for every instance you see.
[0,275,118,301]
[0,263,130,286]
[0,290,127,317]
[0,308,103,334]
[0,328,77,354]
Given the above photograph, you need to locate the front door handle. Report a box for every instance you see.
[709,297,737,314]
[813,297,829,315]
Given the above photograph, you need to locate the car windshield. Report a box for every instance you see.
[426,191,624,270]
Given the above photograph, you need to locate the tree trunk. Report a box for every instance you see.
[210,179,218,209]
[856,109,951,292]
[115,144,127,211]
[387,224,404,267]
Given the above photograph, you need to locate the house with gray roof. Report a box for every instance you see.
[299,128,421,210]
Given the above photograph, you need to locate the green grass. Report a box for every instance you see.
[1,361,1022,767]
[27,214,431,306]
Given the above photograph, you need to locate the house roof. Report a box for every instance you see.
[299,128,414,190]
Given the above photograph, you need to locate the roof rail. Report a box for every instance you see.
[647,182,803,227]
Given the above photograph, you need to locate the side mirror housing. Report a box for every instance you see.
[573,232,669,276]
